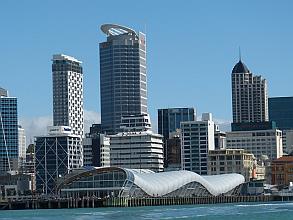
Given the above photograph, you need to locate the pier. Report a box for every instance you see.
[2,195,289,210]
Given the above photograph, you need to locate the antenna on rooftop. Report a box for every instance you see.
[239,46,242,61]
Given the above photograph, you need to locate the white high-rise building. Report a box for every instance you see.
[52,54,84,137]
[181,113,215,175]
[18,125,26,166]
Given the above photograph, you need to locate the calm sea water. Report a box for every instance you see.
[1,202,293,220]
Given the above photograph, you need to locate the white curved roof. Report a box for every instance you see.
[101,24,137,37]
[125,169,245,196]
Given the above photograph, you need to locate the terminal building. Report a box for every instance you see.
[57,166,245,198]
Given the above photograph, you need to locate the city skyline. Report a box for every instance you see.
[1,0,293,141]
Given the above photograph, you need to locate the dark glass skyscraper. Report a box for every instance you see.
[158,108,195,168]
[0,88,18,174]
[99,24,147,134]
[269,97,293,130]
[158,108,195,140]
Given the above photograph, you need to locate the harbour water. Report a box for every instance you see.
[1,202,293,220]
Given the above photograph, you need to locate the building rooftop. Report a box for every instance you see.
[101,24,137,37]
[52,54,82,64]
[272,156,293,163]
[232,60,250,73]
[58,166,245,197]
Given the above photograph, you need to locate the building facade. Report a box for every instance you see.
[100,24,147,134]
[158,108,195,168]
[226,129,283,160]
[0,88,18,174]
[35,126,83,194]
[208,149,254,181]
[165,131,181,171]
[83,133,110,167]
[52,54,84,137]
[271,156,293,186]
[181,114,215,175]
[231,60,268,128]
[269,97,293,153]
[110,131,164,172]
[18,125,26,169]
[57,167,245,198]
[158,108,195,140]
[269,97,293,130]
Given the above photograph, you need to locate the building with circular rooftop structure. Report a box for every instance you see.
[57,167,245,198]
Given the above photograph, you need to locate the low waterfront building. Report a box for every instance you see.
[226,129,283,160]
[271,156,293,186]
[57,166,245,198]
[35,126,83,195]
[181,113,215,175]
[0,173,31,199]
[208,149,254,181]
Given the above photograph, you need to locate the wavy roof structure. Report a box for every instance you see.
[126,168,245,196]
[58,167,245,197]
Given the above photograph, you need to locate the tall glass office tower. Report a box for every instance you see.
[99,24,147,134]
[269,97,293,130]
[0,87,18,174]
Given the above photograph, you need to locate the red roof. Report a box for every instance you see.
[272,156,293,163]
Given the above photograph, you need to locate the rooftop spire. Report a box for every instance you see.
[239,46,242,61]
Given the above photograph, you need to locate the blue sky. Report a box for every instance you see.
[1,0,293,138]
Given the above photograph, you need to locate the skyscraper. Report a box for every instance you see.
[52,54,84,137]
[18,125,26,167]
[269,97,293,153]
[0,87,18,174]
[158,107,195,167]
[231,59,268,126]
[269,97,293,130]
[99,24,147,134]
[158,108,196,140]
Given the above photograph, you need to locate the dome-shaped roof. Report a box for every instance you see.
[232,60,250,73]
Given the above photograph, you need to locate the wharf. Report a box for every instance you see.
[0,195,291,210]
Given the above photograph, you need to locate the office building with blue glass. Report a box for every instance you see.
[99,24,147,134]
[0,87,18,174]
[269,97,293,130]
[158,108,195,168]
[158,108,195,140]
[35,126,83,195]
